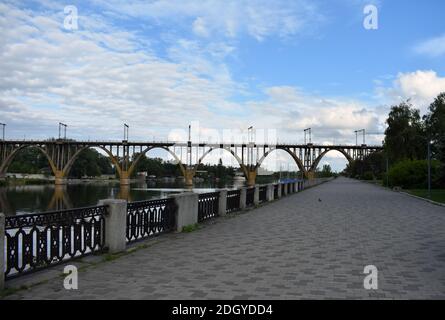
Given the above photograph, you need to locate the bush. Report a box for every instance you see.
[388,159,442,189]
[362,171,374,180]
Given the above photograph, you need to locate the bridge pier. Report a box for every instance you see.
[307,171,315,181]
[119,171,131,186]
[54,171,67,185]
[184,169,195,187]
[246,170,257,187]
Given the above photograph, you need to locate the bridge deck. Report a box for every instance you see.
[4,178,445,299]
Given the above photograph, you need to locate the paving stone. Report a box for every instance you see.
[3,178,445,299]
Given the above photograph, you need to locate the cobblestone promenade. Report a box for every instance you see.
[5,178,445,299]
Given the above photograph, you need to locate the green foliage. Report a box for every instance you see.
[69,148,113,178]
[344,151,385,180]
[406,189,445,204]
[131,153,236,179]
[316,164,335,178]
[387,159,443,189]
[362,171,374,180]
[424,92,445,164]
[7,147,114,178]
[384,101,426,163]
[8,147,51,174]
[182,223,199,233]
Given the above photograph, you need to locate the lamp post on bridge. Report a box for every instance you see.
[123,123,129,142]
[304,128,312,145]
[0,123,5,141]
[354,129,366,146]
[58,122,67,140]
[248,126,254,170]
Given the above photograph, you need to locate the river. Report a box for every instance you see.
[0,177,278,216]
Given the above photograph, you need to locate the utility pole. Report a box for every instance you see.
[304,128,312,144]
[188,124,192,166]
[123,123,129,141]
[59,122,67,140]
[0,123,5,140]
[354,129,365,146]
[248,126,253,169]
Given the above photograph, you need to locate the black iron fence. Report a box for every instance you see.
[4,205,106,279]
[126,198,177,243]
[198,192,219,222]
[3,180,316,281]
[246,187,255,207]
[226,189,241,213]
[259,185,267,202]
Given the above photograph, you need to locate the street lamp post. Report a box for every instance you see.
[428,139,432,199]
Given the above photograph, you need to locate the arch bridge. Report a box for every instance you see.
[0,139,382,186]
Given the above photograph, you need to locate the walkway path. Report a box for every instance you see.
[5,178,445,299]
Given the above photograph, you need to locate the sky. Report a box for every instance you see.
[0,0,444,172]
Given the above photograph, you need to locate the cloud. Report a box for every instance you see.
[414,34,445,57]
[376,70,445,113]
[0,1,385,171]
[93,0,323,41]
[246,86,382,145]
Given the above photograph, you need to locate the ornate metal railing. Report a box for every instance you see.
[226,189,240,213]
[126,198,177,243]
[259,185,267,203]
[246,187,255,207]
[4,206,106,279]
[198,192,219,222]
[274,184,279,199]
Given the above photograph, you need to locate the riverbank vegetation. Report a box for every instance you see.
[344,92,445,192]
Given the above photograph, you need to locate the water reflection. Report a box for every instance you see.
[0,177,269,216]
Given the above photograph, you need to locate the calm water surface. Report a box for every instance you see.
[0,178,278,216]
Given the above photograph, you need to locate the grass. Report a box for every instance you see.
[182,223,200,233]
[406,189,445,204]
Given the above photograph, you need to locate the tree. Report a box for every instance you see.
[8,147,51,174]
[343,151,385,180]
[424,92,445,163]
[318,164,333,178]
[69,149,112,178]
[384,101,426,164]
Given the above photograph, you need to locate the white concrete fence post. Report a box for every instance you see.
[0,213,5,291]
[99,199,127,254]
[173,192,199,232]
[239,187,247,210]
[218,189,227,217]
[266,184,274,202]
[254,185,260,206]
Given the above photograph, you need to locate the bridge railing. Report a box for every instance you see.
[0,179,335,286]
